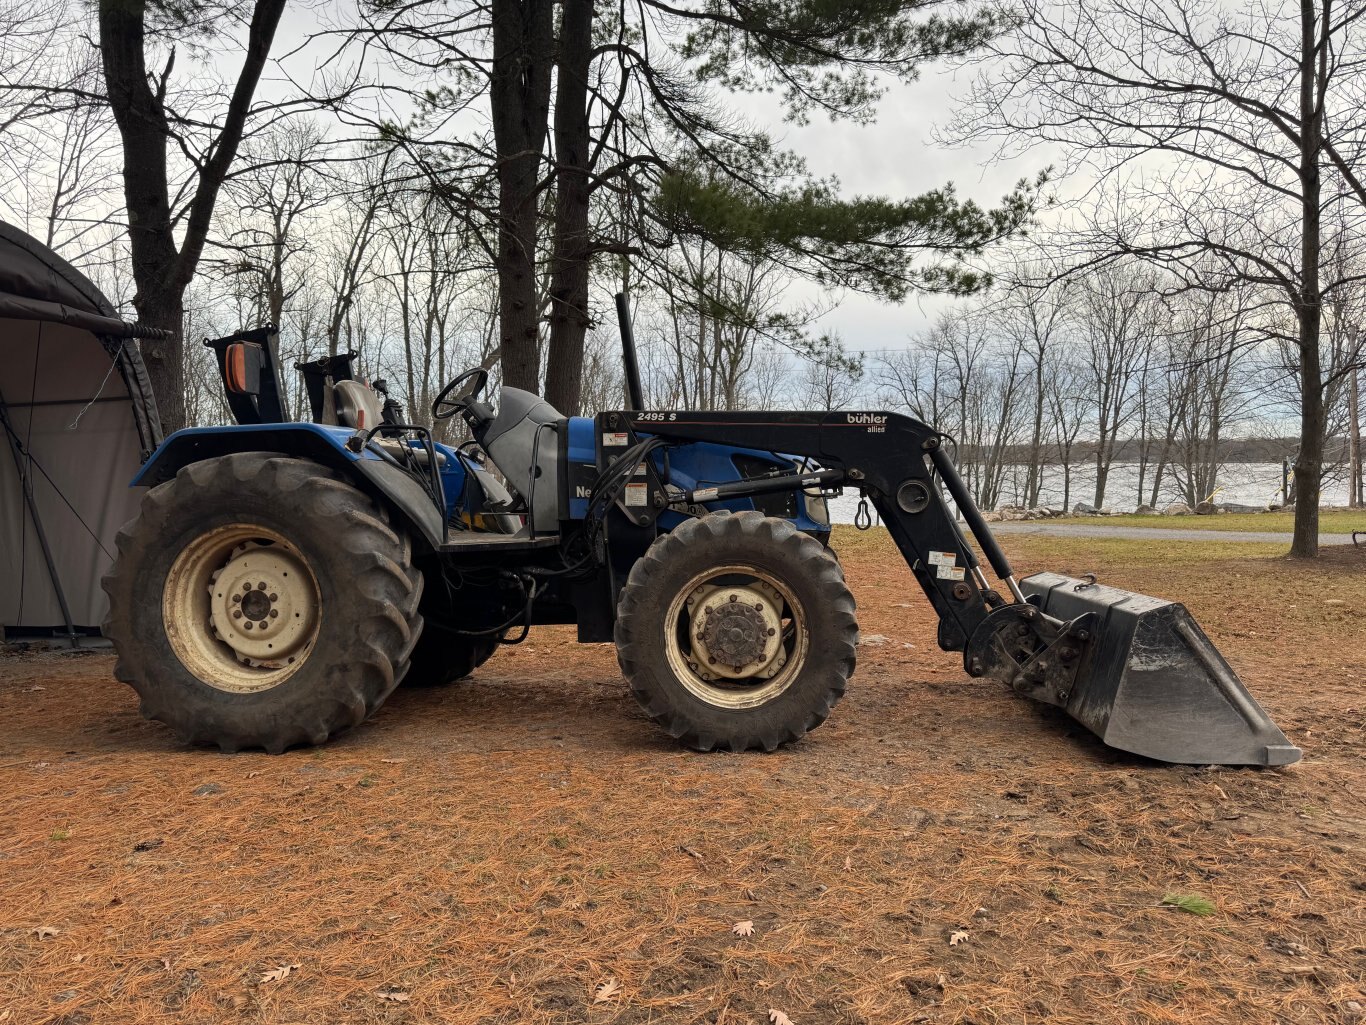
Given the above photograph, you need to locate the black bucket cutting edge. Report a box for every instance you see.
[1020,572,1301,767]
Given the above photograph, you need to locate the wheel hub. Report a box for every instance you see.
[208,543,318,669]
[687,581,784,681]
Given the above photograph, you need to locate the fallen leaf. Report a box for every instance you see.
[160,958,172,971]
[259,964,300,984]
[23,686,46,692]
[32,926,59,940]
[72,954,84,964]
[949,930,969,946]
[680,845,704,862]
[247,771,262,779]
[732,920,754,937]
[1,1009,11,1020]
[375,990,410,1002]
[843,856,853,873]
[593,977,620,1003]
[769,1010,794,1025]
[132,838,163,852]
[381,758,407,764]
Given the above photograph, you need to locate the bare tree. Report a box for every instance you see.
[953,0,1366,554]
[98,0,289,431]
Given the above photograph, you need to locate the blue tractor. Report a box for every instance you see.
[102,306,1299,766]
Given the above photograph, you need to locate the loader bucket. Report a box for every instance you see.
[1020,573,1301,767]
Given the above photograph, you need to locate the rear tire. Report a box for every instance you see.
[615,511,857,752]
[102,453,423,753]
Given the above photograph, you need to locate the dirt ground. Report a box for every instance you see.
[2,528,1363,1025]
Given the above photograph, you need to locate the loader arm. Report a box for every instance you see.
[608,409,1300,767]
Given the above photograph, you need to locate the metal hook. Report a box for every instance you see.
[854,496,872,531]
[1073,573,1098,591]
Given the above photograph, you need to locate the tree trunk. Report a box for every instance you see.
[100,0,185,428]
[491,0,554,394]
[1349,335,1362,507]
[1291,0,1324,558]
[544,0,595,414]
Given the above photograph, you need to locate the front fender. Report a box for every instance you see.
[132,424,446,550]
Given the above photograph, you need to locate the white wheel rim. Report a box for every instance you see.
[162,523,322,693]
[663,564,809,710]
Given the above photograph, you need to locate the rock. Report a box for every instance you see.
[1217,502,1264,514]
[1162,502,1193,516]
[1194,500,1216,515]
[1071,502,1099,516]
[1044,506,1067,518]
[982,510,1004,523]
[859,634,891,647]
[1135,504,1158,516]
[1099,507,1116,516]
[193,783,224,797]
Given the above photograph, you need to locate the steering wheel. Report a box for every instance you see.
[432,367,489,420]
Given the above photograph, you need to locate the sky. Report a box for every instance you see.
[712,65,1055,359]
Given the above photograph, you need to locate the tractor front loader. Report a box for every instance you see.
[102,316,1299,766]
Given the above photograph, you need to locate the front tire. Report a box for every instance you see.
[615,511,857,752]
[102,453,423,753]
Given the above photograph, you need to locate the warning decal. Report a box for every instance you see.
[927,551,957,567]
[624,483,649,507]
[936,564,966,581]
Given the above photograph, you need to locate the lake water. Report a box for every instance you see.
[825,461,1352,524]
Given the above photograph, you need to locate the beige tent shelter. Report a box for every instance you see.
[0,221,163,642]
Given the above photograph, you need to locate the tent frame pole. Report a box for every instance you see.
[0,393,80,648]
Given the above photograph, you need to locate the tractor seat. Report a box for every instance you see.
[480,387,565,532]
[334,379,384,431]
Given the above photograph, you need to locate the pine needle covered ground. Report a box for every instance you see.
[2,529,1363,1024]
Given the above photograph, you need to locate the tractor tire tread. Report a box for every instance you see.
[615,510,857,753]
[102,453,423,753]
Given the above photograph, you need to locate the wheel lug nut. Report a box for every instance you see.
[244,621,254,631]
[269,593,278,602]
[728,594,738,603]
[257,581,267,591]
[269,609,279,619]
[754,602,763,610]
[767,627,776,636]
[232,594,241,604]
[232,610,242,620]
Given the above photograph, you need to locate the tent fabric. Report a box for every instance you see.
[0,221,163,637]
[0,222,164,451]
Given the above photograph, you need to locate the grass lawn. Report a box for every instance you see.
[1045,507,1365,532]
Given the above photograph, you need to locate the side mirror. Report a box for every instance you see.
[224,342,264,397]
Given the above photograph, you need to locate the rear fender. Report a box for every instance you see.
[132,424,446,550]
